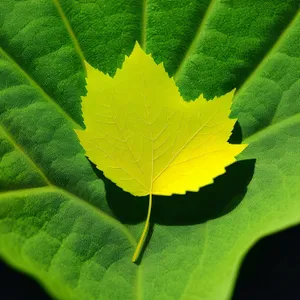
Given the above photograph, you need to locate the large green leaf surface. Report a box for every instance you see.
[0,1,300,299]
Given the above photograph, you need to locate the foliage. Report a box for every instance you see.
[0,1,299,299]
[76,43,246,262]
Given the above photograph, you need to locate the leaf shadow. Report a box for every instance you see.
[90,122,255,226]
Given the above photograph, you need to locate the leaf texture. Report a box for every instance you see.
[0,1,300,300]
[76,44,246,196]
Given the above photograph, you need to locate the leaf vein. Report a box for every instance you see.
[153,110,219,183]
[0,124,51,186]
[174,0,218,78]
[0,47,81,129]
[51,0,86,72]
[236,10,300,97]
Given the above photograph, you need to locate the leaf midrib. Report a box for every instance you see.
[0,186,136,247]
[235,10,300,99]
[51,0,86,73]
[1,119,140,299]
[174,0,218,79]
[0,47,82,130]
[0,124,51,185]
[152,110,219,185]
[140,0,148,50]
[243,112,300,144]
[0,123,137,247]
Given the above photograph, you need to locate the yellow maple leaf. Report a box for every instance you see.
[75,43,247,262]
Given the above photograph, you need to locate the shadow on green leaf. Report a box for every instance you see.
[89,122,255,225]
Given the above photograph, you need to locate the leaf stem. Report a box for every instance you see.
[132,192,153,263]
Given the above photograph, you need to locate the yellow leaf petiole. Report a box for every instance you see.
[132,192,153,263]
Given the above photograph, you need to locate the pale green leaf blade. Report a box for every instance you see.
[0,187,137,300]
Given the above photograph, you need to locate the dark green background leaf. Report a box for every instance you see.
[0,1,299,299]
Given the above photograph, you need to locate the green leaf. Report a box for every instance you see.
[0,1,299,300]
